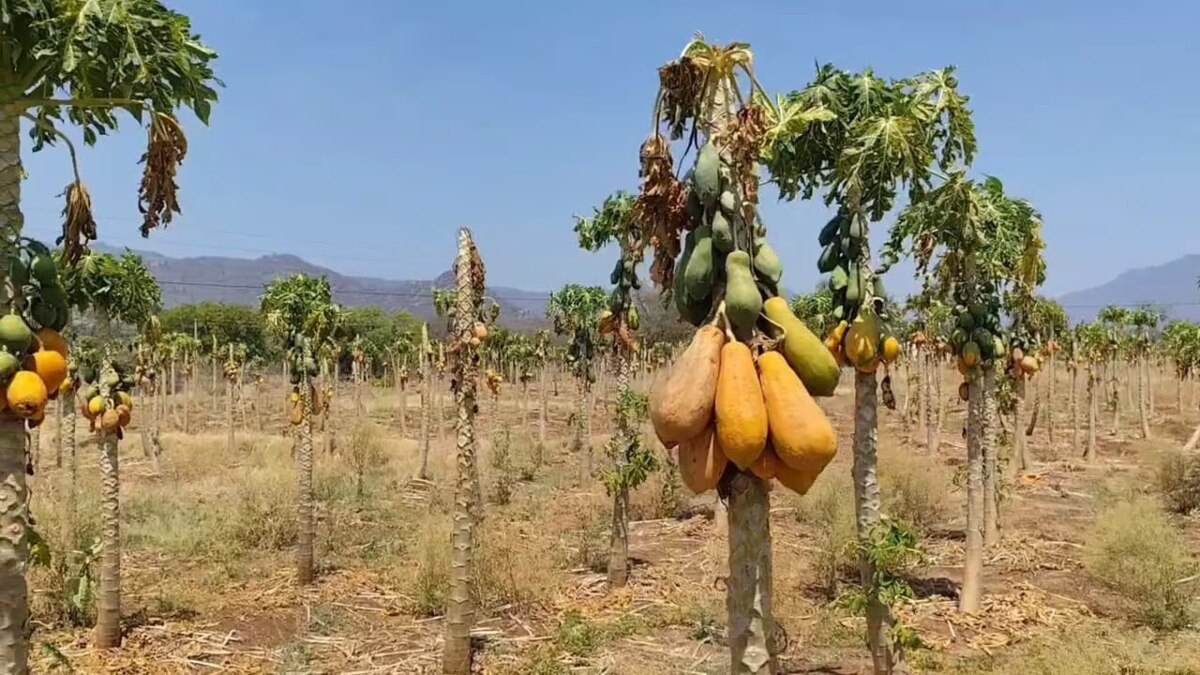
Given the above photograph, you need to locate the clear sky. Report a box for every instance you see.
[18,1,1200,299]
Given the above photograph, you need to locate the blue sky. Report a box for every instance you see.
[18,1,1200,299]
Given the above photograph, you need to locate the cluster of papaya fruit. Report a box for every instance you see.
[948,295,1005,400]
[287,383,326,425]
[0,315,70,427]
[653,140,841,496]
[673,143,783,331]
[822,312,902,374]
[285,331,324,425]
[485,369,503,395]
[818,209,882,322]
[8,241,71,333]
[79,360,137,436]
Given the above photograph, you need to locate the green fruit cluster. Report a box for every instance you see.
[949,287,1005,376]
[606,256,641,330]
[7,240,70,333]
[285,331,320,384]
[819,209,883,322]
[79,359,136,394]
[675,142,785,335]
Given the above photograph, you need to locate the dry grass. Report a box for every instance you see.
[16,364,1200,673]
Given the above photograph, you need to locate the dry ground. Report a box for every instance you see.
[20,365,1200,674]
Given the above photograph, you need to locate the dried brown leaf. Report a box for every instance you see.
[138,113,189,237]
[58,180,97,267]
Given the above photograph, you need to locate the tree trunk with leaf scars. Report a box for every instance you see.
[444,228,481,675]
[982,368,999,546]
[1137,354,1151,439]
[607,353,632,588]
[94,426,122,648]
[1086,364,1098,461]
[1011,374,1028,476]
[1070,363,1079,453]
[960,371,985,612]
[296,372,316,585]
[538,368,548,447]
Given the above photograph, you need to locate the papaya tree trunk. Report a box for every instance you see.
[1110,359,1120,436]
[55,398,63,469]
[0,416,30,673]
[183,354,191,434]
[1070,364,1079,453]
[960,374,985,612]
[296,377,316,585]
[918,352,929,446]
[538,368,548,447]
[726,471,776,674]
[1177,371,1184,413]
[94,430,122,648]
[1046,353,1056,443]
[1086,364,1097,461]
[416,369,431,481]
[1011,374,1028,476]
[1137,356,1151,439]
[607,354,632,589]
[853,370,905,673]
[444,228,480,675]
[65,399,78,547]
[983,368,999,546]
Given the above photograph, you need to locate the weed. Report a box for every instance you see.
[1157,448,1200,514]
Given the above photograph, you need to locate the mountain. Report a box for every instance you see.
[1058,254,1200,323]
[91,243,551,325]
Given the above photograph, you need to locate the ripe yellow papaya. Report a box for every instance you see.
[758,351,837,476]
[714,341,768,469]
[650,325,724,444]
[6,371,47,419]
[1020,355,1040,374]
[843,313,880,369]
[774,456,824,496]
[750,443,781,480]
[100,408,121,432]
[762,297,839,397]
[24,349,67,394]
[881,336,901,363]
[676,425,728,494]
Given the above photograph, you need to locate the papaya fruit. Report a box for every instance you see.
[848,215,866,241]
[694,143,721,206]
[962,341,981,367]
[35,329,68,359]
[972,328,994,356]
[750,443,781,480]
[674,230,711,326]
[676,425,728,494]
[116,391,133,410]
[6,370,47,418]
[686,188,704,226]
[762,297,839,397]
[719,190,737,215]
[1020,355,1040,374]
[29,300,56,331]
[773,455,824,496]
[100,408,121,432]
[29,253,57,285]
[949,328,968,350]
[957,313,975,332]
[724,251,762,338]
[714,341,768,469]
[0,315,33,355]
[681,226,714,300]
[8,258,28,288]
[752,239,783,285]
[818,213,841,247]
[817,244,839,274]
[829,266,849,292]
[843,313,880,369]
[649,325,723,444]
[881,336,901,363]
[25,349,67,394]
[758,351,837,475]
[956,357,970,376]
[845,263,861,305]
[711,211,734,253]
[993,336,1006,362]
[0,351,17,380]
[289,399,304,425]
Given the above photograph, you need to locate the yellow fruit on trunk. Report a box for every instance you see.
[1020,355,1040,374]
[676,425,727,494]
[758,351,837,477]
[881,336,901,363]
[25,349,67,394]
[761,297,840,396]
[750,444,781,480]
[6,370,47,419]
[116,391,133,410]
[714,341,768,469]
[86,396,107,419]
[35,328,69,359]
[649,325,724,444]
[844,314,880,369]
[100,408,121,432]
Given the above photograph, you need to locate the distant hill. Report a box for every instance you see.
[92,243,550,326]
[1058,254,1200,323]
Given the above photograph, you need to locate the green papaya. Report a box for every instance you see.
[752,239,783,285]
[829,266,849,291]
[609,259,623,286]
[956,313,975,332]
[833,304,845,320]
[83,385,100,402]
[724,251,762,336]
[8,258,28,289]
[686,188,704,225]
[848,215,866,241]
[719,190,737,215]
[969,303,988,322]
[845,263,862,306]
[29,253,57,285]
[950,328,968,349]
[711,211,734,253]
[627,306,640,330]
[872,276,885,302]
[694,143,721,206]
[681,226,714,299]
[763,297,840,396]
[0,314,32,355]
[79,363,97,385]
[818,214,840,247]
[992,336,1006,361]
[30,300,56,330]
[0,351,17,380]
[817,244,840,274]
[972,328,994,357]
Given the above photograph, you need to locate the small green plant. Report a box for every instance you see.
[555,610,599,657]
[601,388,657,498]
[654,446,684,519]
[37,538,101,628]
[491,427,515,505]
[838,519,925,653]
[1085,496,1195,630]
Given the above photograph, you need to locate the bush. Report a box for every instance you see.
[1157,449,1200,515]
[879,452,949,535]
[408,522,449,618]
[1084,496,1195,630]
[346,421,386,501]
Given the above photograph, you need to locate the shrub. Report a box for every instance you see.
[1157,448,1200,515]
[1084,496,1195,630]
[794,475,858,599]
[879,452,949,535]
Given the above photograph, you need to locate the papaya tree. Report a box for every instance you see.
[546,284,607,476]
[0,7,218,659]
[390,328,417,437]
[883,174,1045,609]
[442,228,488,675]
[261,273,338,586]
[59,250,161,648]
[1019,296,1068,442]
[767,64,976,671]
[639,38,847,673]
[574,190,659,588]
[1073,321,1109,460]
[1096,306,1132,434]
[1129,306,1162,438]
[414,321,434,480]
[1162,321,1200,416]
